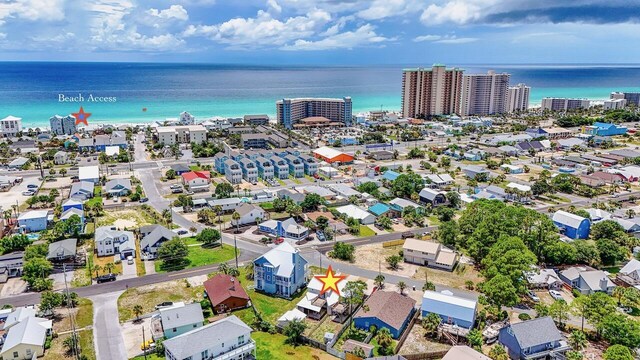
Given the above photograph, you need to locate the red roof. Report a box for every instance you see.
[203,274,250,306]
[181,170,211,182]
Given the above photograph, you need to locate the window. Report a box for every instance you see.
[26,349,32,356]
[238,335,245,344]
[193,324,197,328]
[201,350,208,360]
[13,351,18,358]
[173,328,177,332]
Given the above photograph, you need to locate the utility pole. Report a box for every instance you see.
[63,264,80,360]
[234,235,238,269]
[142,325,148,360]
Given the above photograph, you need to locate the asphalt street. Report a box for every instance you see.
[91,291,127,360]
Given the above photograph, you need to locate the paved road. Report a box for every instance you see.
[91,291,127,360]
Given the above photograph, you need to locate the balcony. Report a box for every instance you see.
[213,340,256,360]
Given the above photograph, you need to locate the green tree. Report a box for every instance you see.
[300,193,326,211]
[133,304,143,320]
[214,182,234,199]
[283,319,306,346]
[421,312,441,337]
[482,235,537,292]
[376,215,392,230]
[197,228,221,247]
[330,242,355,262]
[157,238,189,270]
[583,292,617,331]
[165,169,177,179]
[397,281,407,295]
[596,238,627,266]
[550,299,570,329]
[342,280,367,325]
[569,330,587,351]
[375,327,394,355]
[603,345,634,360]
[22,257,53,291]
[600,313,640,349]
[385,254,402,270]
[488,345,507,360]
[566,351,583,360]
[374,274,385,288]
[436,220,459,248]
[40,291,63,313]
[483,274,519,310]
[231,211,241,233]
[468,329,483,351]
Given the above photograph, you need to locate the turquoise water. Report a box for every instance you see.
[2,62,640,128]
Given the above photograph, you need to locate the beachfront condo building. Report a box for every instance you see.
[276,97,352,129]
[604,98,627,110]
[401,64,464,118]
[0,116,22,138]
[541,98,591,112]
[507,83,531,113]
[155,125,207,146]
[460,71,510,116]
[611,92,640,107]
[50,115,77,136]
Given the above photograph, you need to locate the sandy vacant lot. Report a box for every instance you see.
[399,323,451,355]
[338,243,483,290]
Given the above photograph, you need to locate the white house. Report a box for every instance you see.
[231,203,266,226]
[95,226,135,259]
[78,165,100,183]
[53,151,68,165]
[0,310,52,360]
[335,204,376,225]
[181,171,211,192]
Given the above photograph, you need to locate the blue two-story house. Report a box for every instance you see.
[283,155,304,178]
[253,242,308,298]
[552,210,591,239]
[61,199,83,213]
[214,153,229,174]
[299,155,319,176]
[498,317,570,360]
[421,290,477,330]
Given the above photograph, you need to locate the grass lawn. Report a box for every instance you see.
[135,239,146,277]
[189,165,202,171]
[154,244,237,273]
[76,298,94,328]
[133,353,164,360]
[52,298,94,333]
[370,337,397,357]
[253,331,337,360]
[117,280,204,322]
[259,202,274,210]
[603,266,621,274]
[358,225,376,237]
[92,253,122,275]
[43,329,95,360]
[85,196,102,208]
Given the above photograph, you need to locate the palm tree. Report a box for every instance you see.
[93,265,102,278]
[218,263,230,275]
[374,274,385,289]
[626,209,636,219]
[231,211,241,233]
[422,312,442,338]
[397,281,407,295]
[162,208,172,225]
[104,262,115,274]
[133,304,143,321]
[244,262,254,280]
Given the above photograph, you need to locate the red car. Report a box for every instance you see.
[274,237,285,245]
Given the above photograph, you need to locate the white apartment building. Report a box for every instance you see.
[507,83,531,113]
[541,98,591,112]
[0,116,22,137]
[460,71,510,116]
[179,111,195,125]
[156,125,207,146]
[604,98,627,110]
[49,115,77,136]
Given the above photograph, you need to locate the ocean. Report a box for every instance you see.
[2,62,640,128]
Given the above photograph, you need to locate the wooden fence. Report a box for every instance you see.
[382,239,405,248]
[395,308,420,354]
[402,350,450,360]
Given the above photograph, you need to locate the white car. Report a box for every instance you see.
[549,290,563,301]
[22,190,35,196]
[127,256,134,265]
[526,291,540,302]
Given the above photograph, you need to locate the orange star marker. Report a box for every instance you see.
[314,265,346,296]
[72,106,91,126]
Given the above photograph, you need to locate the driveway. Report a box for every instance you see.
[90,291,127,360]
[0,278,27,297]
[121,258,137,280]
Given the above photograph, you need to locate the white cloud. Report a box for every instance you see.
[31,32,75,43]
[0,33,6,40]
[184,9,332,49]
[357,0,420,20]
[267,0,282,13]
[420,0,493,25]
[146,5,189,21]
[282,24,389,51]
[413,34,479,43]
[0,0,66,23]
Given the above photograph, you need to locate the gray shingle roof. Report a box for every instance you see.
[140,225,176,251]
[508,316,562,349]
[160,303,204,330]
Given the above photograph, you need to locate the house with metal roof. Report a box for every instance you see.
[103,178,132,197]
[552,210,591,239]
[159,302,205,339]
[442,346,490,360]
[78,165,99,183]
[353,290,416,339]
[253,242,308,297]
[618,258,640,287]
[368,203,394,217]
[335,204,376,225]
[17,210,50,232]
[403,239,458,271]
[69,181,94,200]
[498,317,570,360]
[231,203,265,227]
[382,170,400,182]
[422,290,477,329]
[163,315,255,360]
[258,217,309,240]
[388,198,423,214]
[0,313,52,359]
[0,252,24,284]
[419,188,447,207]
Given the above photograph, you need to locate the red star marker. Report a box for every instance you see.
[314,265,346,296]
[72,106,91,126]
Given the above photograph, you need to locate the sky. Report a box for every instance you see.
[0,0,640,64]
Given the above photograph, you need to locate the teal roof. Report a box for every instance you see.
[368,203,390,216]
[382,170,400,181]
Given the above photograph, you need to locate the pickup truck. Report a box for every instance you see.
[401,231,414,239]
[96,274,116,283]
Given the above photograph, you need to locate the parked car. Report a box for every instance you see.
[549,290,563,301]
[526,291,540,302]
[401,231,414,239]
[26,184,39,189]
[176,230,188,235]
[96,274,116,283]
[141,340,155,351]
[274,237,284,245]
[171,188,183,194]
[127,256,134,265]
[170,184,182,189]
[316,230,326,241]
[155,301,174,310]
[139,198,149,203]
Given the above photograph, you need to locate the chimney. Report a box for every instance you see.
[600,277,609,291]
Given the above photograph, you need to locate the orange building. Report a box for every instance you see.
[313,146,354,164]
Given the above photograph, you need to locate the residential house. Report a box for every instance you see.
[421,290,477,330]
[0,252,24,284]
[169,163,190,176]
[0,314,52,360]
[140,224,176,257]
[402,239,458,271]
[277,309,307,328]
[253,242,308,297]
[53,151,68,165]
[299,155,319,176]
[382,170,400,182]
[318,166,339,179]
[181,171,211,192]
[69,181,94,200]
[462,165,490,180]
[255,156,275,180]
[389,198,422,214]
[270,156,290,180]
[525,268,563,289]
[103,178,132,198]
[8,157,28,170]
[203,274,250,313]
[584,122,628,136]
[500,164,523,174]
[213,153,229,174]
[95,226,135,259]
[552,210,591,239]
[559,267,616,295]
[163,315,255,360]
[368,203,395,218]
[207,198,242,213]
[419,188,447,207]
[335,204,376,225]
[61,198,83,213]
[424,174,454,188]
[224,160,242,184]
[353,290,416,339]
[298,185,336,200]
[328,183,362,199]
[617,258,640,287]
[239,158,259,184]
[46,238,78,262]
[296,275,348,320]
[258,218,309,241]
[283,155,304,178]
[60,208,84,230]
[231,203,265,227]
[78,165,99,183]
[498,317,570,360]
[442,346,490,360]
[369,150,394,161]
[17,210,50,233]
[159,302,205,339]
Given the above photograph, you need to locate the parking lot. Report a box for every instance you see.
[0,175,41,211]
